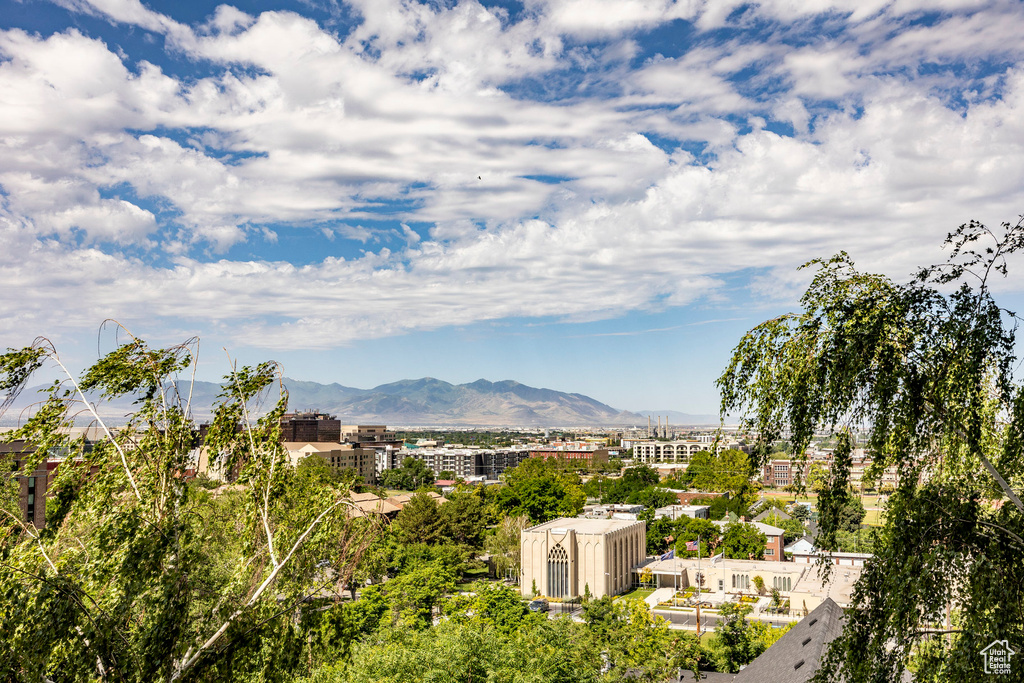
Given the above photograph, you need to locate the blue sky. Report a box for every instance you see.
[3,0,1024,415]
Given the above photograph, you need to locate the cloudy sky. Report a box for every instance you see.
[3,0,1024,415]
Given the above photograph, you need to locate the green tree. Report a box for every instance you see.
[674,517,720,558]
[380,561,457,629]
[597,598,701,683]
[496,458,585,523]
[837,495,866,532]
[716,220,1024,682]
[627,485,678,509]
[685,451,715,490]
[0,334,376,682]
[380,457,435,491]
[392,492,444,545]
[485,513,530,581]
[806,461,828,494]
[707,603,765,673]
[721,521,766,560]
[440,489,489,547]
[763,512,806,544]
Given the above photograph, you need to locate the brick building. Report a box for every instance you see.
[279,412,342,442]
[1,440,47,528]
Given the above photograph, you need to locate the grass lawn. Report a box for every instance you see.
[618,588,655,602]
[863,508,884,526]
[759,490,817,504]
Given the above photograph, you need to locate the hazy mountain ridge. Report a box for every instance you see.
[1,377,717,427]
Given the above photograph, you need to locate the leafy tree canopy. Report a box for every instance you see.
[721,522,767,560]
[496,458,585,523]
[0,333,376,682]
[717,219,1024,682]
[379,456,435,491]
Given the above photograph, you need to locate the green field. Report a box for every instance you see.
[618,588,655,602]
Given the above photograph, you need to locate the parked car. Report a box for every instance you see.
[528,598,549,612]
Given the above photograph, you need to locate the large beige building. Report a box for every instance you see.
[283,442,376,484]
[520,518,646,599]
[640,556,862,613]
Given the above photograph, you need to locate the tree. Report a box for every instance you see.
[0,333,376,681]
[752,575,766,595]
[837,495,866,533]
[379,457,435,491]
[716,219,1024,682]
[486,514,530,581]
[675,517,720,558]
[763,512,806,544]
[496,458,585,523]
[627,486,678,509]
[790,503,811,522]
[684,451,715,490]
[380,561,457,629]
[721,522,766,560]
[596,598,701,682]
[806,461,828,494]
[707,603,765,673]
[392,492,444,545]
[440,490,489,547]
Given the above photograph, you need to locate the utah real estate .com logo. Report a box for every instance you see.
[981,639,1016,675]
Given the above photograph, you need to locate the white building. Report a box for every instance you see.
[521,517,646,599]
[654,504,710,520]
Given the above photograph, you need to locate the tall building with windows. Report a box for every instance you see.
[1,440,47,528]
[520,517,646,599]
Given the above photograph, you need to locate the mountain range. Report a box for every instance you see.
[1,377,721,428]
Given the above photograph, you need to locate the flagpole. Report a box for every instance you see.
[696,535,702,636]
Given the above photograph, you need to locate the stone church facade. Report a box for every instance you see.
[520,518,646,599]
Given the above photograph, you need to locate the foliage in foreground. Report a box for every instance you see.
[0,333,376,682]
[718,219,1024,681]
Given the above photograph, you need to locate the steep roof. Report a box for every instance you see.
[754,508,792,522]
[733,598,845,683]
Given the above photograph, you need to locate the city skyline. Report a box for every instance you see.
[4,1,1024,413]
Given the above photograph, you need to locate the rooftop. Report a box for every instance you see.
[526,517,644,534]
[732,598,845,683]
[282,441,348,450]
[641,556,807,576]
[713,520,784,536]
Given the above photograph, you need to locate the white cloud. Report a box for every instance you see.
[2,1,1024,352]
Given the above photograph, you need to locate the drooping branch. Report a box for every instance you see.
[225,351,279,568]
[170,497,356,682]
[47,351,143,503]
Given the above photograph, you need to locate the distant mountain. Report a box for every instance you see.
[1,377,717,428]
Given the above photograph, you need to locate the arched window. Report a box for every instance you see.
[547,544,569,598]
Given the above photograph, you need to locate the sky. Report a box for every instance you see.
[3,0,1024,416]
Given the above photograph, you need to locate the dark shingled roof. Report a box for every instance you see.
[754,508,792,522]
[677,671,736,682]
[732,598,845,683]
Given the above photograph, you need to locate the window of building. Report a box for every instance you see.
[547,544,569,598]
[26,476,35,523]
[765,548,774,556]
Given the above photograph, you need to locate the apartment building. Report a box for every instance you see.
[762,449,902,490]
[279,412,342,442]
[1,440,47,528]
[631,440,706,464]
[283,442,376,484]
[387,446,531,480]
